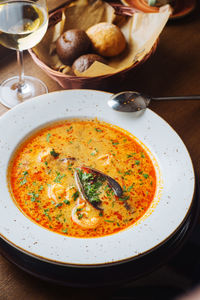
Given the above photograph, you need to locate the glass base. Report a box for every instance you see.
[0,75,48,108]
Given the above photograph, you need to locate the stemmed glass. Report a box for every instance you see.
[0,0,48,108]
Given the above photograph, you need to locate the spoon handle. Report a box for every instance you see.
[152,95,200,101]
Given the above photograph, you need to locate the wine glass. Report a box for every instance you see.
[0,0,48,108]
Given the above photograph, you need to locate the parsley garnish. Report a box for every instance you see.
[20,171,28,186]
[66,126,73,132]
[124,170,132,176]
[143,173,149,179]
[72,191,79,201]
[28,192,39,202]
[55,203,63,208]
[50,149,59,158]
[54,172,66,183]
[20,178,27,186]
[90,148,98,156]
[95,128,103,132]
[46,133,51,142]
[135,160,140,165]
[78,169,105,205]
[119,195,130,201]
[111,140,119,145]
[127,184,134,192]
[64,199,70,205]
[78,213,84,220]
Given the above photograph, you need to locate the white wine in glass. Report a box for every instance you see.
[0,0,48,108]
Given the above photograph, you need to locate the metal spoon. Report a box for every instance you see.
[108,91,200,112]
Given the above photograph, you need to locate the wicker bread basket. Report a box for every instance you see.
[29,3,158,90]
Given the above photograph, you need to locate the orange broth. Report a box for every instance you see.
[9,120,156,237]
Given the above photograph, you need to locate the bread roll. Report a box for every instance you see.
[86,22,126,57]
[56,29,91,65]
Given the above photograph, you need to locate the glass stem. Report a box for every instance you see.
[17,50,25,94]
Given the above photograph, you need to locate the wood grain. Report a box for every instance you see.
[0,0,200,299]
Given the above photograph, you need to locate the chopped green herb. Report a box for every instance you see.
[55,203,63,208]
[95,128,103,132]
[38,185,43,191]
[50,149,59,158]
[119,195,130,202]
[43,208,51,220]
[90,148,98,156]
[143,173,149,179]
[20,178,27,186]
[72,191,79,201]
[78,169,105,205]
[127,184,134,192]
[46,133,51,142]
[111,141,119,145]
[20,171,29,185]
[66,126,73,132]
[28,192,39,202]
[99,211,103,217]
[135,160,140,165]
[78,213,84,220]
[124,170,132,176]
[141,153,145,158]
[76,208,82,212]
[54,172,66,183]
[64,199,70,205]
[62,229,68,233]
[68,163,73,170]
[44,161,48,166]
[88,139,92,144]
[104,220,114,223]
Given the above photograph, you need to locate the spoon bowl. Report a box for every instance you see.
[108,91,200,113]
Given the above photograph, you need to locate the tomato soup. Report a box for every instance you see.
[9,120,156,238]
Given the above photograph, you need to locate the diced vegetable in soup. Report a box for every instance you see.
[9,120,156,238]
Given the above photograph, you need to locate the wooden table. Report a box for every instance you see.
[0,1,200,299]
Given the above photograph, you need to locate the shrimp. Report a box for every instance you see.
[71,198,100,229]
[97,154,112,166]
[38,149,51,162]
[48,183,65,203]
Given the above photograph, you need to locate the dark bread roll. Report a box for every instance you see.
[56,29,91,65]
[72,54,107,73]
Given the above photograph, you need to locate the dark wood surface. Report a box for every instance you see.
[0,1,200,299]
